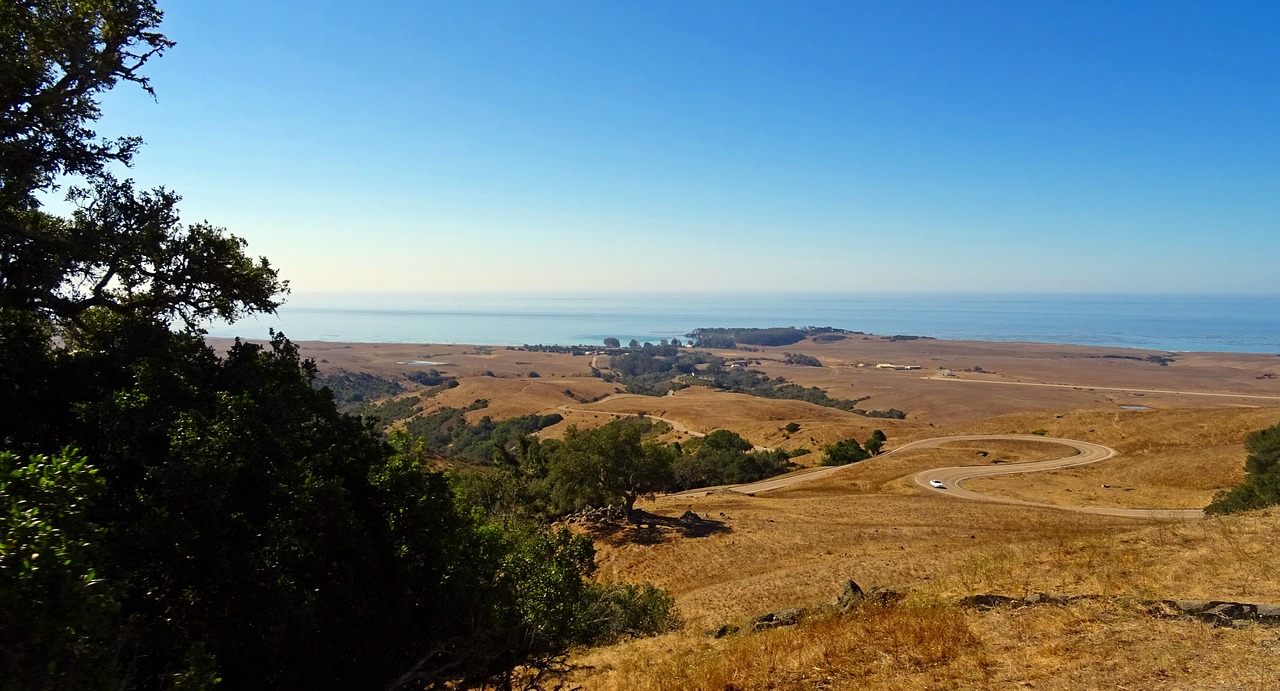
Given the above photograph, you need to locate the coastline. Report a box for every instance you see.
[204,330,1280,426]
[203,292,1280,354]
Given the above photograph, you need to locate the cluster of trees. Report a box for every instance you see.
[403,406,565,464]
[686,326,860,349]
[688,327,808,348]
[671,430,795,490]
[454,420,799,521]
[512,344,595,355]
[611,340,685,374]
[600,337,692,349]
[783,352,823,366]
[1207,422,1280,514]
[600,345,908,420]
[315,370,409,412]
[711,368,860,408]
[709,368,905,419]
[1,3,675,688]
[609,346,715,395]
[820,431,886,466]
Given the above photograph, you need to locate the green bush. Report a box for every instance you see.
[579,582,681,643]
[0,449,119,690]
[821,438,871,466]
[1207,422,1280,514]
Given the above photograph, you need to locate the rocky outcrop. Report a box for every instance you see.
[714,580,905,637]
[835,579,904,611]
[751,607,807,631]
[1145,599,1280,627]
[561,504,627,525]
[713,583,1280,638]
[960,592,1280,628]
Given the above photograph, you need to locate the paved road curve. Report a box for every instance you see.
[684,434,1203,519]
[562,400,1206,519]
[903,435,1203,519]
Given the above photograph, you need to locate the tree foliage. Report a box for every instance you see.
[1207,422,1280,514]
[864,429,887,455]
[546,420,676,517]
[671,430,794,490]
[2,315,637,688]
[1,1,282,326]
[821,437,871,466]
[0,449,118,691]
[454,423,797,519]
[1,2,674,687]
[0,0,170,209]
[687,327,807,348]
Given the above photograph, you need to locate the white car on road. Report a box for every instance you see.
[928,479,947,489]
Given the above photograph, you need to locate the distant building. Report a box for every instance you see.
[876,363,921,371]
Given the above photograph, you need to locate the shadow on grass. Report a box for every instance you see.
[583,509,732,547]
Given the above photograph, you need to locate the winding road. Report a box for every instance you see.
[558,401,1203,518]
[687,433,1204,519]
[903,435,1203,519]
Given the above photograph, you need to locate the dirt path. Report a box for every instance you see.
[557,400,707,438]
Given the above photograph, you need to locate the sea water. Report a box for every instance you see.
[204,292,1280,354]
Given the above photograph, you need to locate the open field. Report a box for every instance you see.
[208,332,1280,437]
[206,333,1280,688]
[584,407,1280,626]
[548,389,908,451]
[577,594,1280,690]
[576,430,1280,689]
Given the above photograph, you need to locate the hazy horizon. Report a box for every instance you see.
[207,292,1280,354]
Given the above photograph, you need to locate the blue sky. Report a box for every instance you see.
[90,1,1280,295]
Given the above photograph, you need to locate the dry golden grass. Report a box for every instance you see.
[238,336,1280,444]
[408,376,619,423]
[942,406,1280,449]
[577,598,1280,690]
[578,402,1280,689]
[549,389,908,452]
[578,602,984,690]
[741,336,1280,426]
[578,506,1280,689]
[920,507,1280,602]
[211,337,1280,687]
[602,433,1279,625]
[941,407,1280,509]
[600,488,1127,629]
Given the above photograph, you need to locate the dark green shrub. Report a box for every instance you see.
[578,582,681,643]
[821,438,870,466]
[1207,423,1280,514]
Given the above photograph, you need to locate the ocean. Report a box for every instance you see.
[204,292,1280,354]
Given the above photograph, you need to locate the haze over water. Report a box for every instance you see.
[207,293,1280,354]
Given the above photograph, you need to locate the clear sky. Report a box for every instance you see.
[89,1,1280,295]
